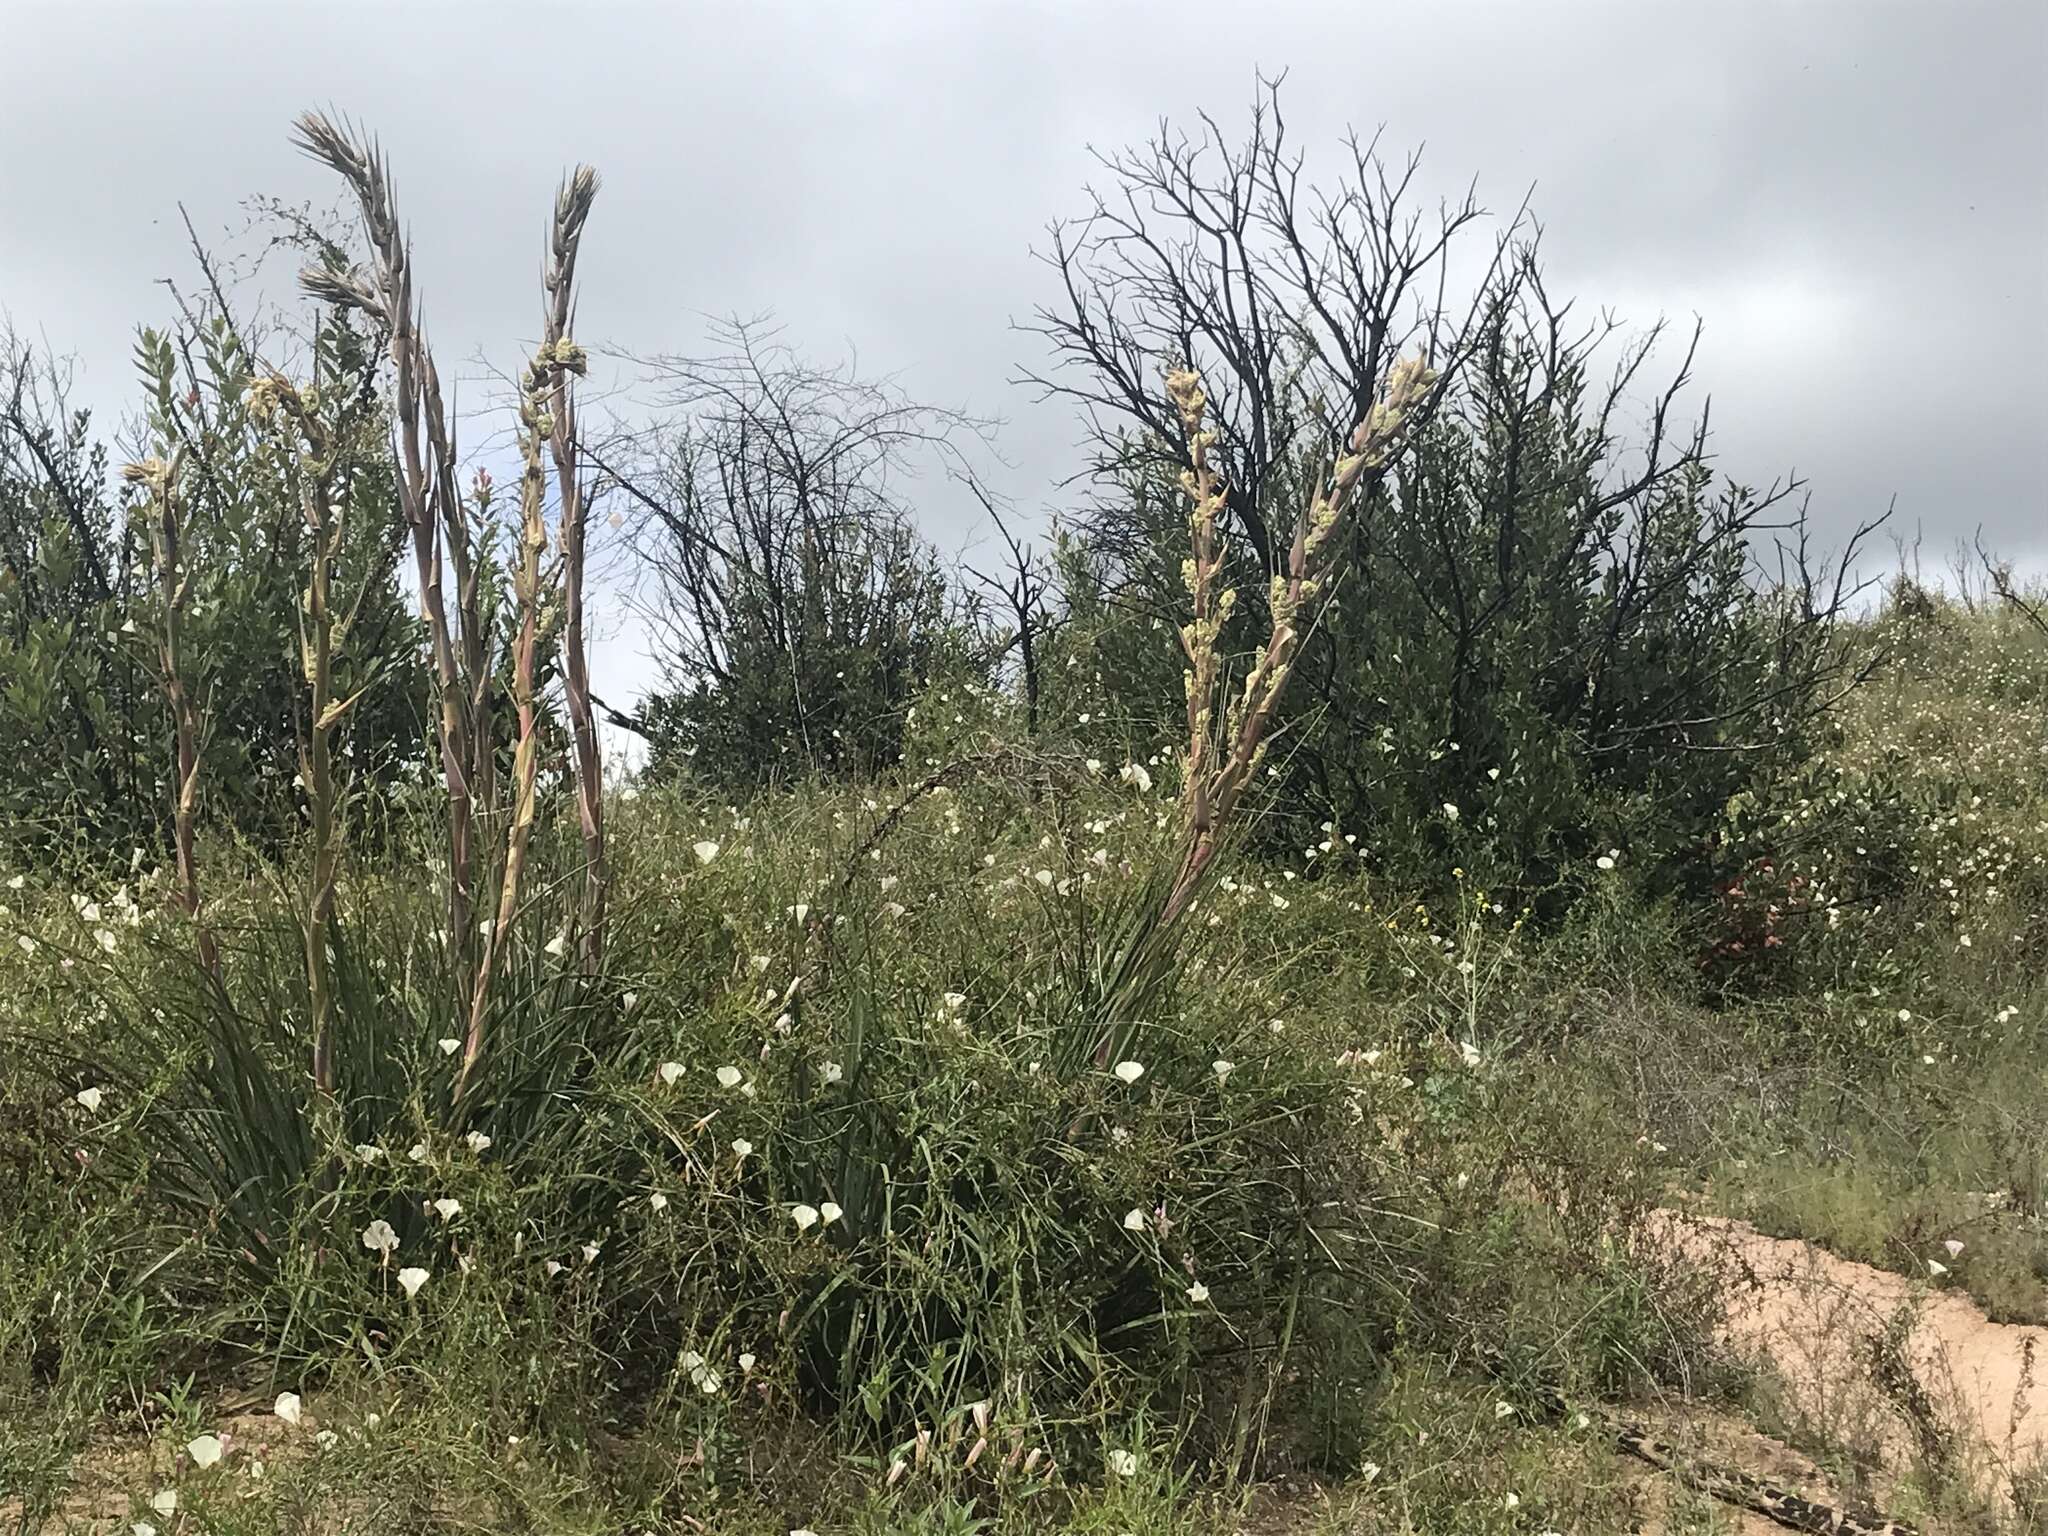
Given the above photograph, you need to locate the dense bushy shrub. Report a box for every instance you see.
[0,300,427,862]
[1700,589,2048,999]
[628,318,995,789]
[0,341,157,851]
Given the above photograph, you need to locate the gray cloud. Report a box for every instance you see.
[4,0,2042,705]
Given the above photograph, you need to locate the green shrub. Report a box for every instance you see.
[628,317,995,791]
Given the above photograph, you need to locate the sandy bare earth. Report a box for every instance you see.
[1655,1210,2048,1497]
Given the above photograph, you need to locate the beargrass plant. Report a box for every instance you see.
[17,116,626,1308]
[1069,356,1436,1080]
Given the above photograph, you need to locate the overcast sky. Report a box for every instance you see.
[3,0,2043,716]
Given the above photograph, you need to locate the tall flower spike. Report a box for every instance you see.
[1159,354,1436,929]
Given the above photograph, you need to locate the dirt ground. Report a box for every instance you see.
[1664,1211,2047,1494]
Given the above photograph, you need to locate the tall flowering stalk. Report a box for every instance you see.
[296,111,606,1105]
[542,168,607,970]
[453,168,599,1105]
[125,448,219,983]
[1083,358,1438,1072]
[1161,355,1437,924]
[456,338,554,1106]
[293,112,483,999]
[250,360,378,1099]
